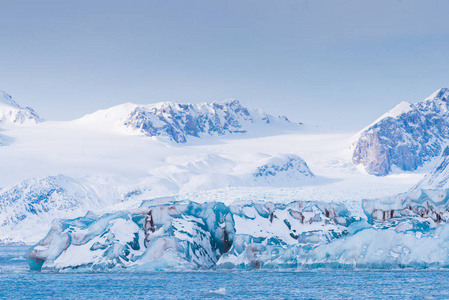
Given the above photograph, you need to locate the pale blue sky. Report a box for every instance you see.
[0,0,448,129]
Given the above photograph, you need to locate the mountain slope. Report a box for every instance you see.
[77,99,291,142]
[414,146,449,189]
[0,90,41,125]
[353,88,449,176]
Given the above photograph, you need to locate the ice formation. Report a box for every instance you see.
[28,189,449,271]
[27,199,354,271]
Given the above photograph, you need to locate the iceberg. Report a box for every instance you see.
[28,190,449,271]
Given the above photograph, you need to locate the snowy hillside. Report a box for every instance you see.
[0,90,41,125]
[353,88,449,176]
[76,99,291,142]
[0,175,133,243]
[414,147,449,189]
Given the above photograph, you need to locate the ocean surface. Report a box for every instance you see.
[0,246,447,299]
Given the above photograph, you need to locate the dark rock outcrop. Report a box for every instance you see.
[353,88,449,176]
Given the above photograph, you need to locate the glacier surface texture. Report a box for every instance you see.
[28,189,449,271]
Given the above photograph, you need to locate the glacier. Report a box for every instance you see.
[28,189,449,271]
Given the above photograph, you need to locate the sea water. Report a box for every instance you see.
[0,246,447,299]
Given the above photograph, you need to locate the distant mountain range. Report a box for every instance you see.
[4,86,449,176]
[1,90,293,144]
[76,99,292,143]
[353,88,449,176]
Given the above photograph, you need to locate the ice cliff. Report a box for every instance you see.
[353,88,449,176]
[28,189,449,271]
[27,200,353,271]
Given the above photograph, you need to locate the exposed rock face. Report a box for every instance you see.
[353,88,449,176]
[0,90,41,125]
[122,99,289,143]
[415,147,449,189]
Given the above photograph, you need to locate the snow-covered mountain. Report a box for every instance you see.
[353,88,449,176]
[0,90,41,125]
[76,99,291,142]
